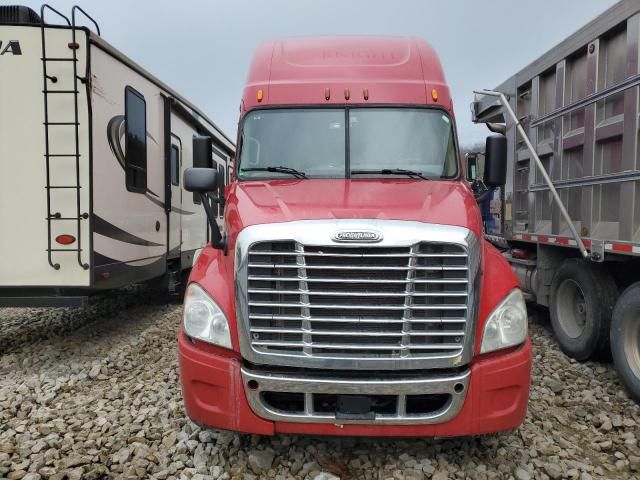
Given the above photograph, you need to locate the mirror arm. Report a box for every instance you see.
[471,179,490,204]
[200,192,227,254]
[215,195,226,208]
[474,189,491,204]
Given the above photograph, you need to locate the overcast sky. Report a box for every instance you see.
[23,0,617,146]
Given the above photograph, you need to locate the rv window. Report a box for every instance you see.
[170,145,180,186]
[124,87,147,193]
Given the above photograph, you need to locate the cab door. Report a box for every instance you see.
[168,135,182,259]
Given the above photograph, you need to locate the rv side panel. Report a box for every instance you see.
[169,111,230,269]
[167,113,202,265]
[89,43,168,288]
[0,25,90,287]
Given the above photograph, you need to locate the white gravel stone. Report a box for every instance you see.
[514,467,530,480]
[313,473,340,480]
[198,430,216,444]
[1,299,640,479]
[247,448,275,474]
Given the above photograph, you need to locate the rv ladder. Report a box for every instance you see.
[39,4,99,271]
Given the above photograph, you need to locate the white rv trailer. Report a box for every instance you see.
[0,5,234,307]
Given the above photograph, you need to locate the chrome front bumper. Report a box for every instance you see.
[241,367,470,425]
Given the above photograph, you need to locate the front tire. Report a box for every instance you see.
[549,259,617,360]
[611,283,640,403]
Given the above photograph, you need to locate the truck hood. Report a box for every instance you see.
[226,179,482,238]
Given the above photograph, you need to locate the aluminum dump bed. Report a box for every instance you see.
[473,0,640,256]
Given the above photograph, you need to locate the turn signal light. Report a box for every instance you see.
[55,234,76,245]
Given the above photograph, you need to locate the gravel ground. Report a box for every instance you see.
[1,299,639,480]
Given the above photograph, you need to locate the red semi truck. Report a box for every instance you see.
[177,36,532,436]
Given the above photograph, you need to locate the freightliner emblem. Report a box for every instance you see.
[332,230,383,243]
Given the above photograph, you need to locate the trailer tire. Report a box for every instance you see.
[611,283,640,403]
[549,259,617,361]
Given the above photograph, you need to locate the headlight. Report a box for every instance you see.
[480,288,527,354]
[183,283,232,349]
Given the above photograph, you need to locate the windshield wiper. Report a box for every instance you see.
[351,168,429,180]
[241,166,308,179]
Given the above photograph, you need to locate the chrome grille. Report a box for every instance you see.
[245,240,470,360]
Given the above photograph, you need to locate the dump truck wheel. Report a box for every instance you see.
[611,283,640,403]
[550,259,617,361]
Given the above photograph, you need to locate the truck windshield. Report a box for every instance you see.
[238,108,458,179]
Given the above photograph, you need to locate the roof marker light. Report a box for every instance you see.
[344,88,350,101]
[363,88,369,101]
[431,88,439,102]
[55,234,76,245]
[325,88,331,101]
[256,89,264,102]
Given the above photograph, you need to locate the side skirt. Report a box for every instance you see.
[93,253,167,290]
[0,289,89,308]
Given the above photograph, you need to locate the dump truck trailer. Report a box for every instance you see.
[472,0,640,402]
[0,5,234,307]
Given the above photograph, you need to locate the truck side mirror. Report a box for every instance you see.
[484,135,507,187]
[184,167,226,252]
[184,167,218,193]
